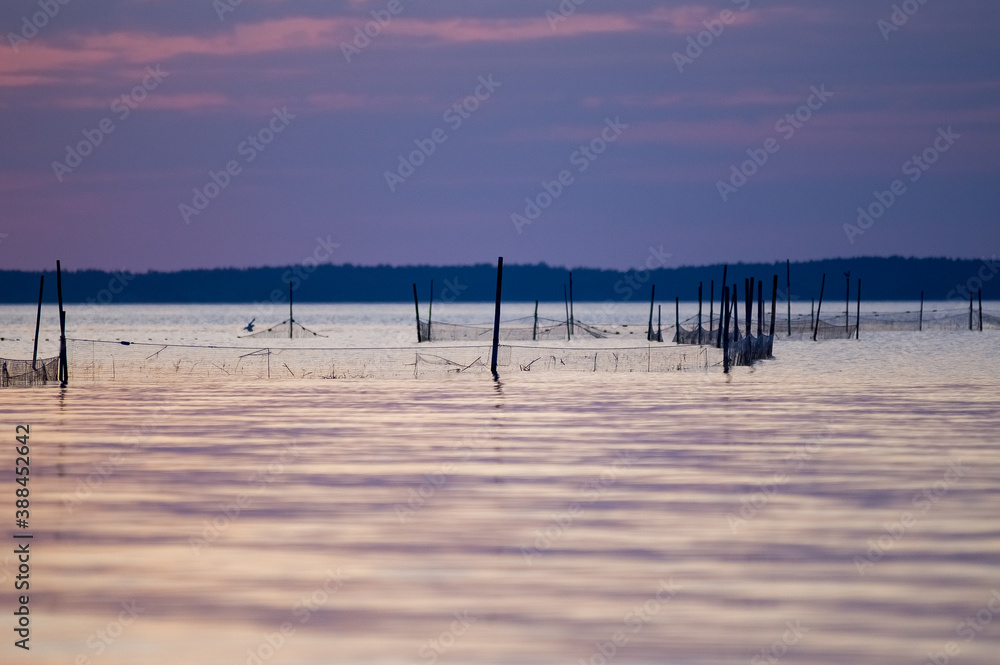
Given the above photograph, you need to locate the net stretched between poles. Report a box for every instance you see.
[238,319,327,339]
[418,317,650,342]
[65,339,714,383]
[0,356,60,387]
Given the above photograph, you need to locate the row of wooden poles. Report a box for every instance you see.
[26,260,69,384]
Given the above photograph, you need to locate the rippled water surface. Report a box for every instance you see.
[2,304,999,665]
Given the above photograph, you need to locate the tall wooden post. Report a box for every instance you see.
[813,273,826,342]
[856,278,861,340]
[732,284,740,340]
[32,275,44,370]
[786,259,792,336]
[722,285,730,374]
[979,287,983,331]
[810,298,815,333]
[428,279,433,342]
[412,283,422,342]
[969,292,973,331]
[919,291,924,332]
[769,274,778,336]
[56,260,67,384]
[697,282,703,345]
[717,265,728,348]
[674,297,680,344]
[289,282,293,339]
[490,257,503,376]
[533,300,538,341]
[647,285,656,342]
[657,305,662,342]
[709,280,714,334]
[564,285,571,341]
[568,272,574,334]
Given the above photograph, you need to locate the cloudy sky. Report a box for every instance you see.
[1,0,998,272]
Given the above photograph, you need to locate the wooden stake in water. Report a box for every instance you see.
[657,305,662,342]
[717,265,728,348]
[732,284,740,340]
[856,278,861,340]
[675,296,680,344]
[697,282,703,345]
[412,283,422,342]
[722,285,731,374]
[56,260,67,384]
[810,298,815,333]
[786,259,792,336]
[428,279,433,342]
[533,300,538,341]
[757,279,763,337]
[564,285,571,341]
[289,282,293,339]
[813,273,826,342]
[845,271,851,334]
[32,275,44,370]
[969,292,973,331]
[647,285,656,342]
[709,280,714,335]
[569,271,574,335]
[979,287,983,332]
[744,278,751,335]
[769,274,778,336]
[490,257,503,376]
[919,291,924,332]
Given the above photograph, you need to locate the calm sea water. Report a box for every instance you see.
[1,303,999,665]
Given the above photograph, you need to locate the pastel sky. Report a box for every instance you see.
[1,0,998,272]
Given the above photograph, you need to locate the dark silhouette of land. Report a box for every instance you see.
[1,257,995,305]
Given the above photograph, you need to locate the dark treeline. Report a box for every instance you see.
[1,257,996,305]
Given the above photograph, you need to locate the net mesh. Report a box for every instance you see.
[418,317,647,342]
[238,319,327,339]
[1,356,60,387]
[65,339,713,383]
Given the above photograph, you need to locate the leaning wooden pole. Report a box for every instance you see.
[647,285,656,342]
[533,300,538,341]
[856,278,861,340]
[722,285,731,374]
[657,305,662,342]
[32,275,44,370]
[564,285,571,341]
[919,291,924,332]
[813,273,826,342]
[412,283,422,342]
[769,274,778,336]
[786,259,792,336]
[56,260,67,384]
[716,265,728,348]
[697,282,703,345]
[490,257,503,376]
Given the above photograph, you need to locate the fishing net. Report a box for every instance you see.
[417,317,645,342]
[237,319,327,339]
[64,338,713,383]
[1,356,60,387]
[725,333,773,366]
